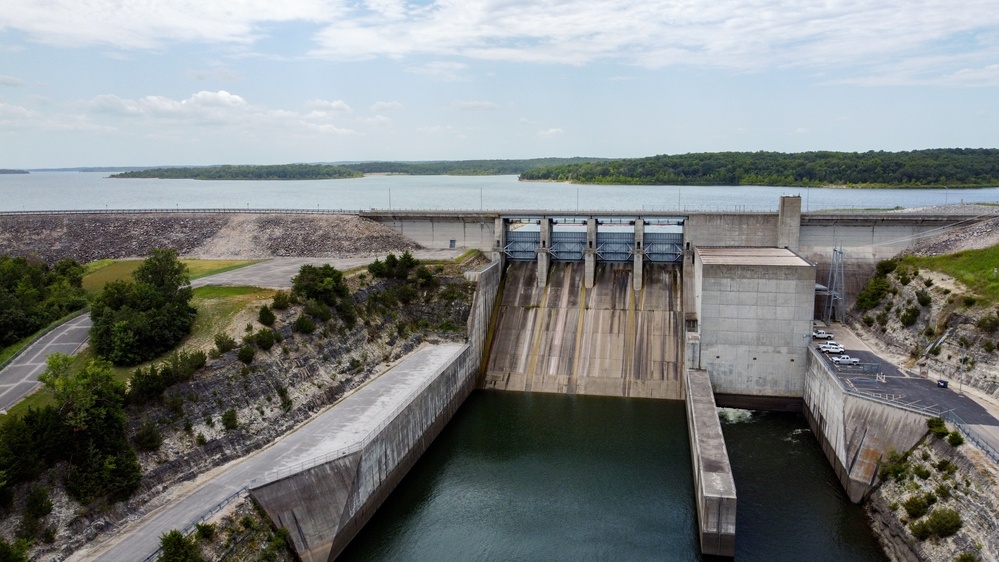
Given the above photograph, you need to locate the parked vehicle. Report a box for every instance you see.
[812,330,834,339]
[831,354,860,365]
[820,343,845,354]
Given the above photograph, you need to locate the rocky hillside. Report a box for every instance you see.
[0,256,483,562]
[0,212,419,263]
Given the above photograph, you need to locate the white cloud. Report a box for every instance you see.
[3,1,998,83]
[452,100,497,111]
[537,128,563,139]
[188,68,243,82]
[0,102,36,119]
[407,61,468,82]
[371,101,402,112]
[0,75,27,87]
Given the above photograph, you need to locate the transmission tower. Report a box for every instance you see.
[824,246,845,324]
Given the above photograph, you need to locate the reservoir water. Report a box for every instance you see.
[339,392,887,561]
[2,172,999,212]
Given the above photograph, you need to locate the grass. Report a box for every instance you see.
[82,259,260,294]
[902,246,999,303]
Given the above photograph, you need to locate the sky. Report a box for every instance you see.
[1,0,998,168]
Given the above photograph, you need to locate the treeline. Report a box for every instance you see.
[0,169,28,174]
[519,149,999,187]
[110,164,363,180]
[0,257,87,348]
[342,157,608,176]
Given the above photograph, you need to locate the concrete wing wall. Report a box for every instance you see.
[683,214,780,248]
[803,348,928,503]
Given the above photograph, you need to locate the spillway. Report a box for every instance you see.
[483,261,683,399]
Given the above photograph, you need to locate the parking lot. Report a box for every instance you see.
[813,327,998,426]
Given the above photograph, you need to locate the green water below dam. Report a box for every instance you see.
[339,391,887,561]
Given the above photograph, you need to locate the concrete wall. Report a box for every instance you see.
[802,348,928,502]
[362,212,496,250]
[683,213,780,248]
[483,262,684,399]
[692,251,814,409]
[684,367,737,557]
[250,261,502,562]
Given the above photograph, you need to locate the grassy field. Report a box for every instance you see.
[82,259,260,294]
[902,245,999,303]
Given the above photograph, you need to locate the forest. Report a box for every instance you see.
[518,149,999,187]
[341,157,608,175]
[110,164,363,180]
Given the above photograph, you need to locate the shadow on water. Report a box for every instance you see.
[339,394,887,561]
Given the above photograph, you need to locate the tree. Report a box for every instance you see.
[39,353,141,503]
[158,530,204,562]
[90,249,197,365]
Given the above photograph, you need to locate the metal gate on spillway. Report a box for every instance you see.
[503,220,684,263]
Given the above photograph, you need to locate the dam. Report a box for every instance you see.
[81,198,989,561]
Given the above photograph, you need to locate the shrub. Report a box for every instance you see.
[857,276,892,312]
[254,329,276,351]
[935,459,957,474]
[293,315,316,334]
[929,345,942,355]
[879,449,910,482]
[900,306,920,327]
[195,522,216,541]
[984,341,996,353]
[913,464,931,479]
[903,494,930,519]
[24,486,52,520]
[134,421,163,452]
[214,333,237,353]
[963,295,977,307]
[897,268,912,286]
[916,290,932,307]
[948,431,965,447]
[271,290,290,310]
[222,409,238,431]
[304,299,332,322]
[956,553,981,562]
[976,315,999,334]
[935,483,951,500]
[923,278,933,287]
[926,508,962,537]
[277,386,293,412]
[862,315,874,327]
[0,538,29,562]
[237,345,255,365]
[258,305,276,327]
[158,529,204,562]
[927,417,950,438]
[876,258,899,276]
[195,432,207,446]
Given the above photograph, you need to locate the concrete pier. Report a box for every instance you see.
[684,367,737,557]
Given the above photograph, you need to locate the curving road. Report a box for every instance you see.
[0,251,464,413]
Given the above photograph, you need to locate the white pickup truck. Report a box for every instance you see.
[831,354,860,366]
[813,330,835,339]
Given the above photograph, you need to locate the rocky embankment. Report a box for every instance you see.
[0,212,419,262]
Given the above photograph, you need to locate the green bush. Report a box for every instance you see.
[258,305,276,327]
[927,417,950,438]
[916,290,932,307]
[304,299,332,322]
[876,258,899,276]
[913,464,931,479]
[956,553,981,562]
[23,486,52,520]
[254,329,276,351]
[195,432,207,446]
[902,494,931,519]
[935,483,951,500]
[900,306,920,327]
[293,314,316,334]
[963,295,977,307]
[948,431,965,447]
[857,276,892,312]
[221,409,238,431]
[134,421,163,452]
[862,315,874,327]
[976,315,999,333]
[195,522,216,541]
[214,332,237,353]
[158,529,204,562]
[271,290,290,310]
[984,341,996,353]
[879,449,910,482]
[926,508,962,537]
[237,344,255,364]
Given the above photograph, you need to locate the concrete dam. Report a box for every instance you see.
[113,197,989,561]
[484,262,682,399]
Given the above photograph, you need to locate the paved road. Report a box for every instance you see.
[75,343,464,562]
[0,250,465,412]
[0,313,92,412]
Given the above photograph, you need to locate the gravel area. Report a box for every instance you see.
[0,212,420,263]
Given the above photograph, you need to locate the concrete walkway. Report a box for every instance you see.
[73,343,464,562]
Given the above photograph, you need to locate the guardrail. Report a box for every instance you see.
[943,411,999,465]
[140,486,250,562]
